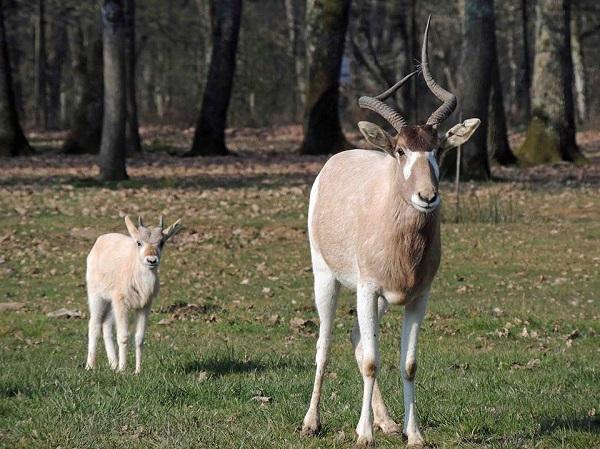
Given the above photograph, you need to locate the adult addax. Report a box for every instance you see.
[301,16,480,448]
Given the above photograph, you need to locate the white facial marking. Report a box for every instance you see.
[410,193,441,213]
[427,151,439,180]
[403,150,420,180]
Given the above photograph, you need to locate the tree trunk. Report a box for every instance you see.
[457,0,494,180]
[488,51,516,165]
[284,0,305,122]
[516,0,583,164]
[300,0,351,155]
[187,0,242,157]
[34,0,47,129]
[47,9,67,130]
[98,0,128,181]
[0,0,31,157]
[62,26,104,154]
[570,4,586,125]
[124,0,142,155]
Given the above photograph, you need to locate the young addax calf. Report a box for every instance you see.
[302,17,480,448]
[85,215,182,373]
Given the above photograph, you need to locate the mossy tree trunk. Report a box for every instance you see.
[187,0,242,157]
[0,0,31,157]
[98,0,128,181]
[515,0,583,164]
[457,0,494,180]
[300,0,351,155]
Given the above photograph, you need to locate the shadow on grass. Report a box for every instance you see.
[182,351,304,378]
[539,414,600,435]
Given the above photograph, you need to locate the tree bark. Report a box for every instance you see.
[124,0,142,155]
[457,0,494,180]
[488,50,516,165]
[34,0,47,129]
[98,0,128,180]
[284,0,305,122]
[46,10,67,130]
[300,0,351,155]
[0,0,31,157]
[516,0,583,164]
[187,0,242,157]
[517,0,531,122]
[62,26,104,154]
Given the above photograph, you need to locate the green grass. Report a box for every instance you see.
[0,160,599,449]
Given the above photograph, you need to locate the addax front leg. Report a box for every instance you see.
[355,282,380,447]
[302,270,339,436]
[401,293,429,448]
[134,305,150,374]
[112,298,129,372]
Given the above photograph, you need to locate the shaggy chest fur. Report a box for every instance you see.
[359,209,441,304]
[122,269,160,309]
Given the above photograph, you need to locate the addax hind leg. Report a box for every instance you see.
[352,296,401,435]
[86,293,109,370]
[102,306,118,370]
[301,267,340,436]
[401,293,429,448]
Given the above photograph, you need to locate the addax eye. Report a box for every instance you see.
[136,241,142,247]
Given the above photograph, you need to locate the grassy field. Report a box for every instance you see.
[1,129,599,448]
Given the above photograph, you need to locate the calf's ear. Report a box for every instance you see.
[124,215,140,240]
[162,219,183,241]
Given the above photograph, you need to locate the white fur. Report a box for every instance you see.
[403,150,420,180]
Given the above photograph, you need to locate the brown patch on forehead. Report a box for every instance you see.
[396,125,438,152]
[138,226,163,244]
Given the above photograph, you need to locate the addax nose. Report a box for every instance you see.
[145,256,158,265]
[417,190,437,205]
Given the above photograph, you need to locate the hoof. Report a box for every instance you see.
[405,434,426,449]
[375,419,401,435]
[354,435,375,447]
[301,421,321,437]
[85,364,94,371]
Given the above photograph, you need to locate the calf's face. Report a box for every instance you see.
[124,216,183,269]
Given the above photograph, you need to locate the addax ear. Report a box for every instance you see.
[124,215,139,240]
[162,219,183,242]
[357,121,395,155]
[439,118,481,152]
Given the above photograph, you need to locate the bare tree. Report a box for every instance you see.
[124,0,142,155]
[98,0,128,180]
[0,0,31,157]
[187,0,242,156]
[300,0,351,155]
[284,0,305,121]
[516,0,583,163]
[571,1,586,124]
[34,0,47,129]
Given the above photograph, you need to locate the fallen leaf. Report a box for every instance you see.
[0,302,25,312]
[46,308,82,319]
